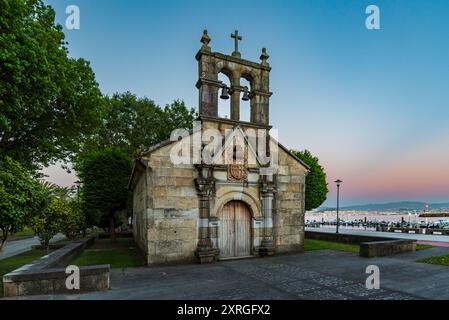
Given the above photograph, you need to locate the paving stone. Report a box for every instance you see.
[7,250,449,300]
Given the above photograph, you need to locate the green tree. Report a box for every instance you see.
[78,148,132,241]
[60,200,86,240]
[31,196,69,251]
[28,181,86,247]
[76,92,196,162]
[291,150,328,211]
[0,156,38,250]
[160,99,198,142]
[0,0,103,169]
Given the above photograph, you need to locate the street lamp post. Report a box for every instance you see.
[334,179,343,234]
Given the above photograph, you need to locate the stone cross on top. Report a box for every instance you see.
[231,30,242,58]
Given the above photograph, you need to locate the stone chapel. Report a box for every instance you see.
[129,30,309,266]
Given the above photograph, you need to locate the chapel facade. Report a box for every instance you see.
[129,30,309,266]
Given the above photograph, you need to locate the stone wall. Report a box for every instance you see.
[3,235,109,297]
[273,147,308,253]
[132,172,148,256]
[142,144,199,266]
[196,45,271,125]
[359,240,417,258]
[306,230,417,258]
[3,265,109,297]
[305,231,396,244]
[131,118,309,264]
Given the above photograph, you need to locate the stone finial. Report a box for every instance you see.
[200,30,211,51]
[260,48,269,65]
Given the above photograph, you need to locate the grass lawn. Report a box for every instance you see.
[304,239,360,253]
[417,254,449,267]
[416,245,434,251]
[71,238,145,269]
[304,239,432,254]
[0,249,50,298]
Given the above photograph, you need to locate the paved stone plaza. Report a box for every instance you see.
[8,246,449,300]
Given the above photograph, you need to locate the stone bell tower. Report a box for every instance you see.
[195,30,272,126]
[194,30,278,263]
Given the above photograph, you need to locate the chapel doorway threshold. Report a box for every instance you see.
[219,255,256,261]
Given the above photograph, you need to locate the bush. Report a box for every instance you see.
[60,201,86,240]
[31,197,68,251]
[291,149,329,211]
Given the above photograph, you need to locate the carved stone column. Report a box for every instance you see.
[194,165,219,263]
[258,175,276,256]
[230,85,240,121]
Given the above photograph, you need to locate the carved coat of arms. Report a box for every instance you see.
[226,136,248,181]
[228,164,248,181]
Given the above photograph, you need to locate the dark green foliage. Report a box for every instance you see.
[29,181,85,248]
[76,92,196,162]
[291,150,328,211]
[31,197,68,250]
[0,0,103,169]
[77,148,132,237]
[0,156,39,249]
[60,200,86,240]
[0,1,196,248]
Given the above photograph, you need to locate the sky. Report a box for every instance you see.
[42,0,449,206]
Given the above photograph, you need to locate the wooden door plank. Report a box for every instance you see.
[235,201,251,257]
[219,201,235,257]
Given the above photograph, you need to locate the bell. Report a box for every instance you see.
[220,86,229,100]
[242,87,250,101]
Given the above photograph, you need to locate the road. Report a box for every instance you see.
[0,234,66,260]
[306,226,449,245]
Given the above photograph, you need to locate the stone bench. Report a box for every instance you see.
[305,230,394,244]
[359,240,417,258]
[2,235,110,297]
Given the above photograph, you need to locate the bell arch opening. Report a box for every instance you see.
[239,77,251,122]
[218,72,231,119]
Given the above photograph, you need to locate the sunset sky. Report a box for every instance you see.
[43,0,449,206]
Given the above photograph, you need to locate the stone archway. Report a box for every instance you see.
[218,200,252,258]
[213,190,262,220]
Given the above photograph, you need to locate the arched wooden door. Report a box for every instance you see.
[219,201,252,258]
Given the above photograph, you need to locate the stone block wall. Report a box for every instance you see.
[305,231,395,244]
[132,173,147,256]
[3,235,109,297]
[273,147,308,253]
[143,145,199,265]
[359,240,417,258]
[131,119,309,264]
[3,265,109,297]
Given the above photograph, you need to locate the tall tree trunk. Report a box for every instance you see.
[110,216,116,242]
